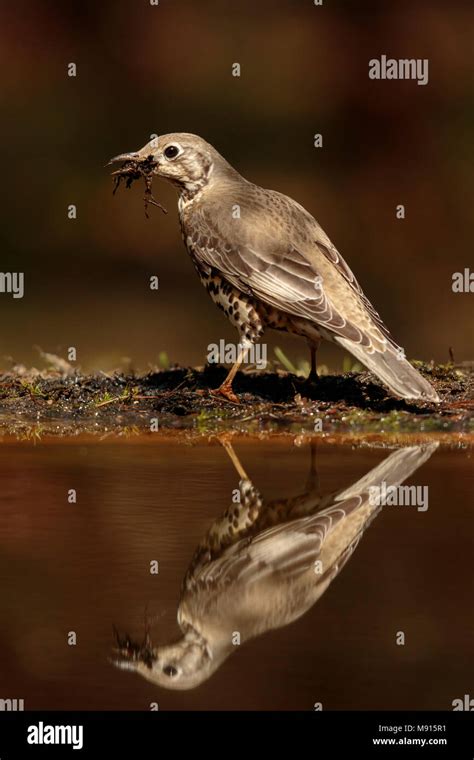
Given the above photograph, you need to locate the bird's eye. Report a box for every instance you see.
[162,664,178,677]
[164,145,180,160]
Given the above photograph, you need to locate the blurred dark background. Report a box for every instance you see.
[0,0,472,372]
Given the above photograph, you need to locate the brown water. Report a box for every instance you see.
[0,438,472,711]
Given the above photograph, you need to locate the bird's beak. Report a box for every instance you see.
[109,654,139,672]
[107,152,141,166]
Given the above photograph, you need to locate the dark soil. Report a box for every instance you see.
[0,362,473,440]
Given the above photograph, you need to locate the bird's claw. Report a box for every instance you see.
[210,385,240,404]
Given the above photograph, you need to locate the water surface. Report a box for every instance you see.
[0,438,472,710]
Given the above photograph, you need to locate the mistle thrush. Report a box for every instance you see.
[109,134,439,403]
[112,441,437,690]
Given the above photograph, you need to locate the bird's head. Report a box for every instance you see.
[109,133,236,197]
[111,622,225,691]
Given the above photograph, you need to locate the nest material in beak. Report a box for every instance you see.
[111,624,157,670]
[110,155,168,218]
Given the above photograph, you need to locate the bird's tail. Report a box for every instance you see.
[335,337,440,402]
[335,443,438,501]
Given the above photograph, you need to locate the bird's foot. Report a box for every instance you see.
[210,383,240,404]
[300,370,319,398]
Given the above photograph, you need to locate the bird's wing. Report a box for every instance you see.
[186,444,437,592]
[190,495,367,591]
[187,187,398,353]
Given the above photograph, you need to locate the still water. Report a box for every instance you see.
[0,438,472,710]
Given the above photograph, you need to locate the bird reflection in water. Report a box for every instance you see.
[112,441,437,690]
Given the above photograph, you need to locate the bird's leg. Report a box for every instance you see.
[219,438,250,480]
[304,441,321,495]
[307,338,321,382]
[212,341,251,403]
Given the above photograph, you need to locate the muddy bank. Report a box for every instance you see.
[0,362,473,439]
